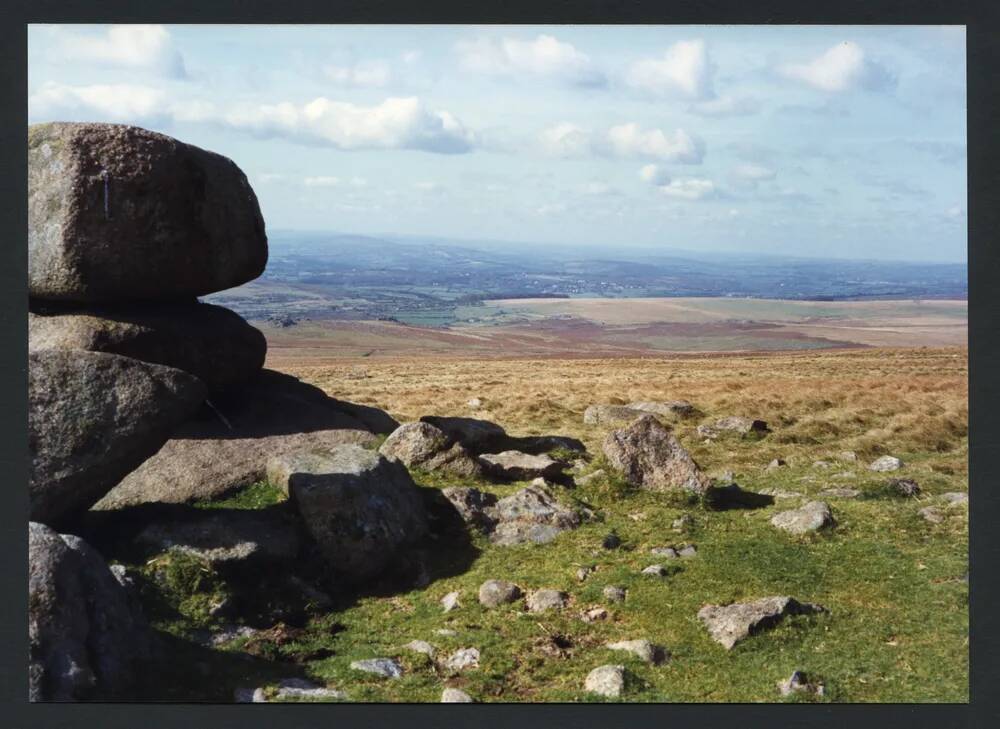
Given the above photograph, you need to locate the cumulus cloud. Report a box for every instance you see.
[779,41,896,92]
[606,123,705,163]
[538,122,594,157]
[658,178,717,200]
[29,82,172,124]
[456,34,605,86]
[56,25,187,78]
[625,39,713,99]
[639,163,671,186]
[323,60,391,87]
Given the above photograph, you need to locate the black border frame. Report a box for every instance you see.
[2,2,997,727]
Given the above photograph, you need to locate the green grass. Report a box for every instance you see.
[192,480,285,510]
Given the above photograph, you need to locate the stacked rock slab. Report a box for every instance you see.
[28,122,268,395]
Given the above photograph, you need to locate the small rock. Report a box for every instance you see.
[349,658,403,678]
[919,506,944,524]
[526,589,569,613]
[441,591,461,613]
[941,492,968,507]
[888,478,921,498]
[441,687,474,703]
[777,670,825,698]
[642,564,668,577]
[442,647,480,671]
[650,546,679,558]
[678,544,698,558]
[602,532,622,550]
[818,488,860,499]
[576,566,594,582]
[672,514,694,531]
[403,640,436,658]
[771,501,835,534]
[584,665,626,698]
[478,580,522,608]
[466,398,483,410]
[765,458,787,471]
[581,606,609,623]
[698,596,826,649]
[629,511,648,522]
[869,455,903,472]
[275,678,347,702]
[606,639,669,665]
[603,586,627,603]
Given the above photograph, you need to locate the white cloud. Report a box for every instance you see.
[303,176,341,187]
[639,163,671,186]
[690,94,760,117]
[780,41,896,92]
[323,60,391,87]
[539,122,592,157]
[658,178,716,200]
[56,25,187,78]
[456,34,605,86]
[221,96,476,154]
[732,163,777,181]
[624,39,713,99]
[606,123,704,163]
[29,82,171,124]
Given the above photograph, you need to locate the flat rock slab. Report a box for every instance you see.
[697,416,770,440]
[771,501,835,534]
[270,445,428,581]
[29,122,267,301]
[96,370,392,509]
[29,522,153,700]
[584,404,645,425]
[29,301,265,394]
[603,415,712,493]
[585,665,625,698]
[350,658,403,678]
[606,639,668,665]
[30,350,206,525]
[698,596,826,649]
[480,450,567,481]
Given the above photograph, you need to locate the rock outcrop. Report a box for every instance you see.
[602,415,712,493]
[29,350,206,525]
[697,596,826,649]
[379,421,483,477]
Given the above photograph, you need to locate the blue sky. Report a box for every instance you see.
[28,25,967,262]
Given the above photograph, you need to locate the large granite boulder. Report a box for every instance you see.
[29,522,154,701]
[602,415,712,494]
[378,422,483,477]
[95,370,394,509]
[490,484,583,546]
[29,301,266,394]
[28,122,267,302]
[419,416,507,454]
[268,445,428,581]
[30,350,206,525]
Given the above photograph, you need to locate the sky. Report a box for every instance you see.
[28,25,967,262]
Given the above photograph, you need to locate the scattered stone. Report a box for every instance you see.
[480,450,566,481]
[272,445,428,581]
[629,400,696,418]
[28,122,267,302]
[466,398,483,410]
[440,487,499,531]
[576,469,606,486]
[29,523,153,700]
[97,370,391,509]
[584,665,626,698]
[771,501,835,534]
[419,416,507,453]
[478,580,522,608]
[576,566,595,582]
[441,687,474,703]
[777,670,825,698]
[602,532,622,550]
[490,484,582,546]
[30,350,207,525]
[672,514,694,531]
[584,404,645,425]
[582,607,609,623]
[379,422,450,466]
[887,478,921,498]
[697,596,826,650]
[869,455,903,472]
[349,658,403,678]
[919,507,944,524]
[765,458,787,471]
[603,586,627,603]
[403,640,436,658]
[818,488,860,499]
[527,589,569,613]
[441,591,461,613]
[678,544,698,558]
[642,564,668,577]
[697,416,769,440]
[603,414,712,493]
[606,639,668,665]
[275,678,347,702]
[442,647,480,671]
[941,492,968,507]
[651,546,679,558]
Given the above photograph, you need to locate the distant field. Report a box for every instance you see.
[260,297,967,365]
